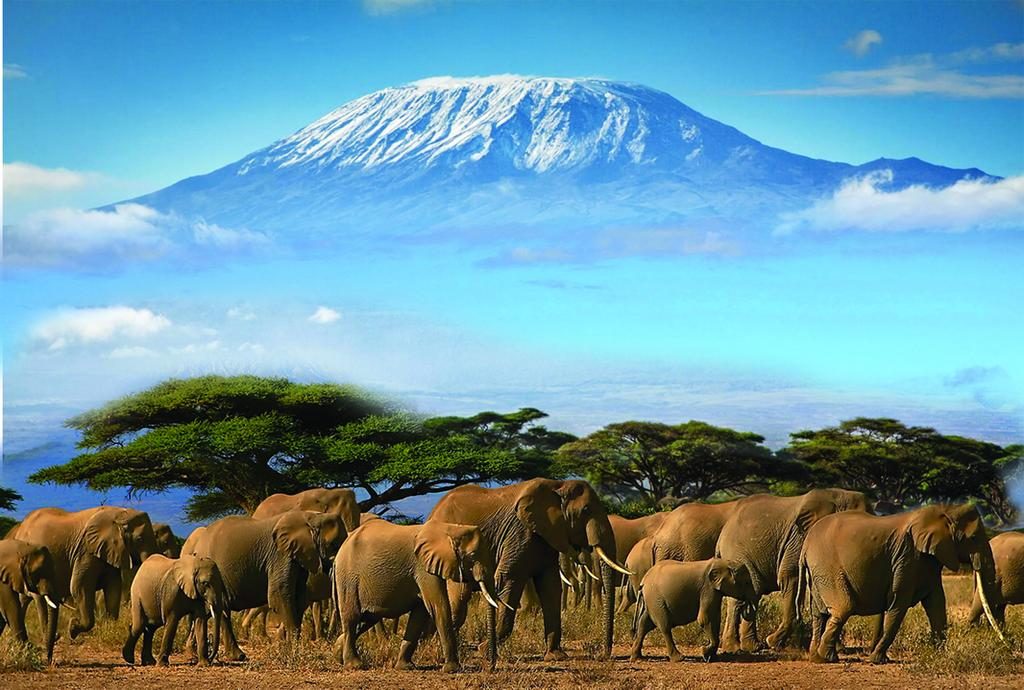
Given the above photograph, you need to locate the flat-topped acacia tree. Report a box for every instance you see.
[30,375,573,521]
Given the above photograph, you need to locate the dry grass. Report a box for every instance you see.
[1,575,1022,687]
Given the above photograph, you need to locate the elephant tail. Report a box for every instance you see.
[795,554,809,623]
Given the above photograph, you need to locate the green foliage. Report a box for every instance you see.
[786,417,1015,522]
[31,376,571,521]
[0,486,21,512]
[555,420,798,508]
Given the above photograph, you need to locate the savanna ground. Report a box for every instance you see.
[2,575,1023,689]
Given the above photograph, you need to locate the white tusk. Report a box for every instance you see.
[501,599,515,612]
[559,569,576,589]
[480,588,500,610]
[210,605,216,618]
[581,562,600,581]
[595,546,633,576]
[44,595,57,610]
[975,570,1008,644]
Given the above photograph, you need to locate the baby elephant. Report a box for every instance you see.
[0,539,59,661]
[123,554,227,666]
[333,519,503,673]
[631,558,757,663]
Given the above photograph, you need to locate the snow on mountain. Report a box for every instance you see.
[125,76,993,242]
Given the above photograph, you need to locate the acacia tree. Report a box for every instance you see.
[0,487,20,512]
[31,376,571,521]
[555,420,795,509]
[786,417,1015,522]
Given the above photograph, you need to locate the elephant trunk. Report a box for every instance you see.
[601,562,615,659]
[587,520,631,576]
[487,591,498,671]
[45,597,59,665]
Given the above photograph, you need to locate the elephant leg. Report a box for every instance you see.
[739,601,762,652]
[158,612,180,666]
[808,611,827,659]
[921,586,948,646]
[813,609,850,663]
[700,608,722,662]
[269,588,300,641]
[310,600,323,641]
[536,568,567,661]
[338,610,367,670]
[219,611,247,662]
[141,625,158,666]
[396,605,430,671]
[495,578,526,645]
[446,581,473,632]
[102,573,124,620]
[766,578,798,649]
[0,587,26,641]
[193,615,210,666]
[868,608,908,664]
[629,606,654,662]
[422,577,460,673]
[122,602,145,664]
[720,596,741,652]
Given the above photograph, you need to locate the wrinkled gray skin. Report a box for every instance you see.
[122,554,228,666]
[10,506,157,656]
[333,519,500,672]
[246,489,360,641]
[652,500,742,563]
[630,558,758,663]
[969,531,1024,627]
[0,539,60,663]
[624,537,655,607]
[182,510,346,661]
[429,478,627,660]
[609,513,668,614]
[716,488,870,651]
[803,504,1000,664]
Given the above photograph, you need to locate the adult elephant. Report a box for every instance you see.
[10,506,157,645]
[152,523,181,558]
[715,488,869,651]
[429,478,630,660]
[803,503,1002,663]
[182,510,345,661]
[968,530,1024,628]
[651,500,742,563]
[0,539,60,663]
[253,488,360,532]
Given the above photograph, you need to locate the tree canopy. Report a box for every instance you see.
[555,420,797,509]
[0,486,21,513]
[785,417,1016,523]
[31,376,572,521]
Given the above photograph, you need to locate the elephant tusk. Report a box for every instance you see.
[210,604,216,618]
[595,546,633,576]
[480,588,501,610]
[44,595,57,610]
[559,569,576,590]
[501,599,515,612]
[581,562,600,581]
[975,570,1008,644]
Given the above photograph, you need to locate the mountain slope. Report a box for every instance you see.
[125,76,992,240]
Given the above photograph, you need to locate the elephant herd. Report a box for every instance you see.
[0,481,1019,674]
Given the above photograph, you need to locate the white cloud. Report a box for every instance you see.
[171,340,222,355]
[776,171,1024,234]
[363,0,437,15]
[4,203,271,268]
[844,29,883,57]
[226,306,257,321]
[309,306,342,324]
[3,63,27,79]
[3,162,102,198]
[107,346,158,359]
[32,307,171,351]
[238,342,266,354]
[761,46,1024,99]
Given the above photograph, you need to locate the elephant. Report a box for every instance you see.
[152,523,181,558]
[253,488,361,532]
[651,500,742,563]
[630,558,758,663]
[332,519,502,672]
[182,510,346,661]
[122,554,228,666]
[802,503,1002,664]
[969,531,1024,627]
[609,513,668,613]
[623,536,655,608]
[429,478,630,660]
[9,506,158,651]
[0,539,60,662]
[715,488,869,652]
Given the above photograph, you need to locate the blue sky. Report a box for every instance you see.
[2,1,1023,527]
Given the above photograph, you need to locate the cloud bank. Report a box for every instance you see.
[3,63,27,79]
[4,162,102,198]
[844,30,883,58]
[777,171,1024,234]
[32,306,171,351]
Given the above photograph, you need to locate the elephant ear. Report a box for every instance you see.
[273,512,322,574]
[311,514,347,559]
[0,545,29,593]
[174,557,201,600]
[515,483,571,553]
[83,509,132,570]
[911,512,960,572]
[414,522,463,581]
[796,497,836,532]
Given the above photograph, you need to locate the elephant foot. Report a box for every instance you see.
[121,647,134,665]
[157,657,169,667]
[394,659,416,671]
[441,661,460,674]
[669,652,685,663]
[868,651,890,665]
[741,639,765,653]
[701,646,717,663]
[765,631,787,649]
[544,649,568,662]
[719,638,741,653]
[629,652,643,663]
[141,656,157,667]
[196,656,210,667]
[345,658,368,671]
[221,649,247,663]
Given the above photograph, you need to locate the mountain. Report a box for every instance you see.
[124,76,993,242]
